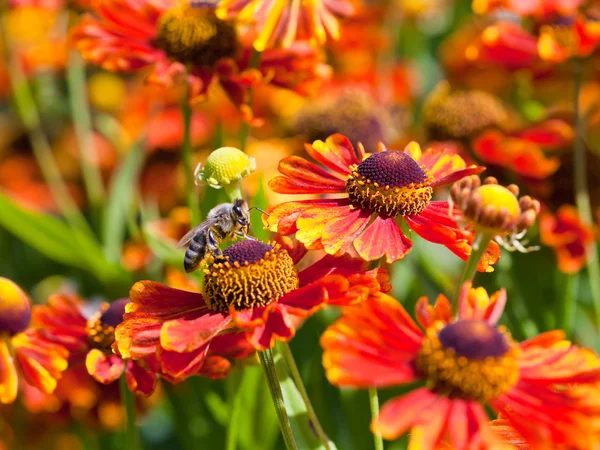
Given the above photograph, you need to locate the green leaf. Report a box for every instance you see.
[250,175,269,242]
[102,141,145,263]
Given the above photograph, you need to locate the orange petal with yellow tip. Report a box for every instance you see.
[415,294,452,329]
[353,216,412,263]
[265,199,341,235]
[85,349,125,384]
[0,339,18,404]
[457,282,507,325]
[304,134,359,175]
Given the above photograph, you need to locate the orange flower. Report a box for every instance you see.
[321,283,600,449]
[0,277,68,404]
[71,0,329,119]
[216,0,355,51]
[32,296,158,395]
[473,0,582,18]
[538,15,600,62]
[115,239,387,382]
[541,205,595,274]
[266,134,499,267]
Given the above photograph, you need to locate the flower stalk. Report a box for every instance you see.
[258,348,298,450]
[119,374,139,450]
[572,59,600,329]
[368,388,383,450]
[278,342,331,449]
[239,49,262,152]
[181,95,200,226]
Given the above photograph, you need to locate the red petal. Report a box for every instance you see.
[353,216,413,263]
[268,156,346,194]
[304,134,359,175]
[160,313,231,352]
[197,355,231,380]
[85,349,125,384]
[125,360,156,395]
[159,345,210,380]
[265,199,344,235]
[245,305,297,350]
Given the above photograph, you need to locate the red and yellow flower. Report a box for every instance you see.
[321,283,600,449]
[266,134,499,267]
[0,277,68,404]
[32,295,157,395]
[216,0,355,51]
[472,0,582,18]
[541,205,596,274]
[115,238,387,382]
[71,0,329,120]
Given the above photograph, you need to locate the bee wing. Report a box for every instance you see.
[176,220,218,248]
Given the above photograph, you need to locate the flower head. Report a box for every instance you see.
[115,238,387,381]
[195,146,256,190]
[541,205,595,274]
[0,278,68,403]
[266,134,499,267]
[216,0,354,51]
[321,283,600,449]
[450,176,540,252]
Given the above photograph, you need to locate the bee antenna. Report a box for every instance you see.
[248,206,270,217]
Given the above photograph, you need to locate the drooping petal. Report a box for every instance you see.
[321,295,423,388]
[125,360,156,395]
[278,280,329,317]
[197,355,231,380]
[245,304,297,350]
[268,155,346,194]
[415,294,452,329]
[296,200,371,255]
[160,313,231,353]
[265,199,345,235]
[0,339,18,404]
[304,134,359,175]
[158,345,210,380]
[116,281,210,359]
[85,349,125,384]
[12,330,68,395]
[353,216,413,263]
[208,332,255,361]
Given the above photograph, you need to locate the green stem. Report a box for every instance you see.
[451,230,495,313]
[119,375,139,450]
[4,36,95,239]
[278,342,331,449]
[239,50,262,152]
[558,271,577,337]
[368,388,383,450]
[572,60,600,331]
[226,369,245,450]
[258,349,298,450]
[66,51,105,211]
[181,97,200,226]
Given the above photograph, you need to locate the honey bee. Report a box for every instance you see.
[177,199,264,273]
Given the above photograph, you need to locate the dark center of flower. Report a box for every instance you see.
[87,300,127,350]
[0,279,31,337]
[156,2,238,67]
[203,240,299,312]
[345,151,433,217]
[415,320,519,402]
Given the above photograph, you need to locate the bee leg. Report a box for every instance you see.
[208,229,223,256]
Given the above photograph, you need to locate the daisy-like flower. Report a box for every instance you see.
[216,0,355,51]
[115,238,387,381]
[32,295,159,395]
[472,0,582,18]
[450,175,540,252]
[71,0,329,119]
[0,277,68,404]
[321,283,600,449]
[541,205,595,274]
[266,134,499,266]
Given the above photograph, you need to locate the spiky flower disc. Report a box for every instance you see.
[195,147,257,189]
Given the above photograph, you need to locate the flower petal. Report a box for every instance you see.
[415,294,452,329]
[158,345,210,380]
[304,134,359,175]
[0,339,18,404]
[160,313,231,353]
[458,282,507,325]
[85,349,125,384]
[125,360,156,395]
[245,305,296,350]
[265,199,344,235]
[197,355,231,380]
[321,295,422,388]
[353,216,413,263]
[268,156,346,194]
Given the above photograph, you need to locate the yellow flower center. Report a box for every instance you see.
[416,320,520,403]
[0,277,31,336]
[203,241,299,312]
[475,184,521,223]
[345,151,433,217]
[86,299,128,350]
[196,146,256,188]
[157,1,238,67]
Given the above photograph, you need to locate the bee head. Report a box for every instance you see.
[231,199,249,226]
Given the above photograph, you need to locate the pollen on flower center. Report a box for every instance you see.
[156,1,238,67]
[416,320,520,402]
[203,240,299,312]
[345,151,433,217]
[87,299,128,350]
